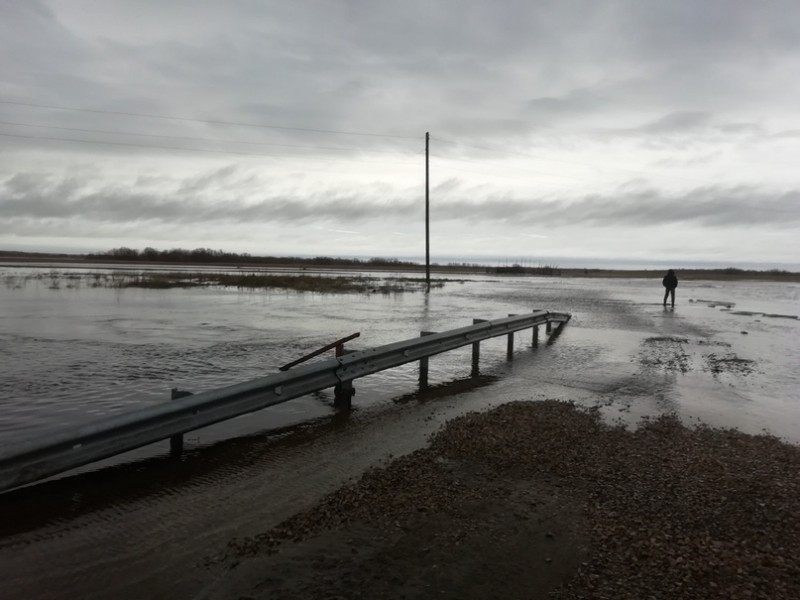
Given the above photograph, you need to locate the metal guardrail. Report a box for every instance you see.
[0,309,570,493]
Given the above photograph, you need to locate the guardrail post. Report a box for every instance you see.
[472,319,486,376]
[532,325,539,348]
[507,314,517,360]
[333,379,354,410]
[547,321,566,345]
[419,331,436,388]
[546,320,552,334]
[169,388,193,456]
[334,350,356,410]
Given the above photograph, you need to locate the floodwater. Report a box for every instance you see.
[0,264,798,599]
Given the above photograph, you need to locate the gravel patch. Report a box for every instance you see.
[639,337,691,373]
[704,353,757,376]
[211,400,800,600]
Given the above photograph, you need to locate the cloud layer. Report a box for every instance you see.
[1,1,799,266]
[3,169,799,230]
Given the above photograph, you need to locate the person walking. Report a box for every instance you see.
[662,269,678,307]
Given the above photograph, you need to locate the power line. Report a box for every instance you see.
[0,131,421,168]
[0,131,292,158]
[0,120,417,156]
[0,99,418,140]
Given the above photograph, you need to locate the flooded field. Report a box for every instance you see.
[0,263,798,599]
[2,264,798,451]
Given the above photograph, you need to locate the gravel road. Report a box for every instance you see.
[205,400,800,600]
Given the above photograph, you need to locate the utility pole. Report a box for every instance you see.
[425,131,430,292]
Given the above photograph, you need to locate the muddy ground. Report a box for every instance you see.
[201,400,800,600]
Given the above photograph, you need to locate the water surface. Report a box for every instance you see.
[1,264,798,600]
[2,265,798,453]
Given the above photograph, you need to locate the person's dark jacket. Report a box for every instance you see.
[662,271,678,289]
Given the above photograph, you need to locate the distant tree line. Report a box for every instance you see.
[85,247,421,268]
[2,247,562,275]
[489,264,561,276]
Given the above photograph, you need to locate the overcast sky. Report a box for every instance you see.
[2,1,799,268]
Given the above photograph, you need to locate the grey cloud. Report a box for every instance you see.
[717,122,763,135]
[769,129,800,140]
[652,152,723,168]
[527,88,610,119]
[0,2,119,109]
[432,187,800,229]
[593,109,770,145]
[3,1,800,263]
[638,111,711,134]
[177,165,241,194]
[0,171,416,225]
[6,1,799,148]
[561,188,800,228]
[3,171,798,230]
